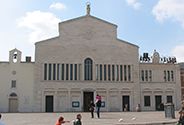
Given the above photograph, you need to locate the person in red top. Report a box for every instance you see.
[95,94,101,103]
[55,116,70,125]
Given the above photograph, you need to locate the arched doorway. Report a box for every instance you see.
[9,93,18,112]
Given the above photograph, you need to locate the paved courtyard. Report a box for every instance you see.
[0,111,179,125]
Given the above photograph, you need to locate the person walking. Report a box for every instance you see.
[95,94,102,118]
[89,100,95,118]
[0,114,5,125]
[55,116,70,125]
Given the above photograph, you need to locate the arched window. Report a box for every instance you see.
[9,93,17,97]
[84,58,93,80]
[13,51,18,63]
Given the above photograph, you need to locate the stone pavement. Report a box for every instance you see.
[0,111,179,125]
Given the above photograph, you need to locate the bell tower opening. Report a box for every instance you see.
[9,48,22,63]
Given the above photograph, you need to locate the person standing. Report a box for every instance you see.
[178,101,184,125]
[73,114,82,125]
[96,94,101,102]
[136,104,141,112]
[95,94,102,118]
[0,114,5,125]
[89,100,95,118]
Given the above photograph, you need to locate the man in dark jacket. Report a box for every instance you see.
[89,100,95,118]
[96,99,102,118]
[73,114,82,125]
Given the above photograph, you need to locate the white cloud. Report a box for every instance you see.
[17,10,61,43]
[126,0,142,10]
[49,2,66,10]
[171,45,184,62]
[152,0,184,28]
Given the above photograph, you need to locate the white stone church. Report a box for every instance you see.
[0,4,181,112]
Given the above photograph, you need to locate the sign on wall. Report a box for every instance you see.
[72,101,80,107]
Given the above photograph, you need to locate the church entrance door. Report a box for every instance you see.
[45,95,54,112]
[83,92,94,112]
[9,98,18,112]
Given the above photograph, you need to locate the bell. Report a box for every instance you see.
[13,54,17,59]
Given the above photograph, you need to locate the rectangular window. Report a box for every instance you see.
[145,70,148,81]
[48,63,52,80]
[57,64,60,80]
[128,65,131,81]
[141,70,144,81]
[144,96,151,106]
[112,65,115,81]
[182,77,184,83]
[53,64,56,80]
[66,64,69,80]
[96,64,98,81]
[74,64,77,80]
[100,64,102,81]
[61,64,64,80]
[124,65,127,81]
[44,63,47,80]
[116,65,119,81]
[108,65,111,81]
[167,96,173,103]
[104,65,107,81]
[120,65,123,81]
[11,80,16,88]
[149,70,152,82]
[164,70,166,82]
[171,71,174,81]
[79,64,81,81]
[70,64,73,80]
[167,70,170,81]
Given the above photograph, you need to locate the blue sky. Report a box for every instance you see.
[0,0,184,62]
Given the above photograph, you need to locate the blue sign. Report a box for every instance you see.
[72,101,80,107]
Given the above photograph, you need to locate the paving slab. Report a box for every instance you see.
[0,111,179,125]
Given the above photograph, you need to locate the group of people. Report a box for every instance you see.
[88,94,102,118]
[56,114,82,125]
[0,95,101,125]
[2,99,184,125]
[55,94,102,125]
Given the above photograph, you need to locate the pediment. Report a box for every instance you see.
[60,15,117,28]
[58,15,117,41]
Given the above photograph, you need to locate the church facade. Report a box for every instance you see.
[0,5,181,112]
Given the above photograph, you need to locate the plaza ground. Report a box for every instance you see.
[0,111,179,125]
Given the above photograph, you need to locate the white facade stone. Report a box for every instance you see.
[0,12,181,112]
[0,48,34,112]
